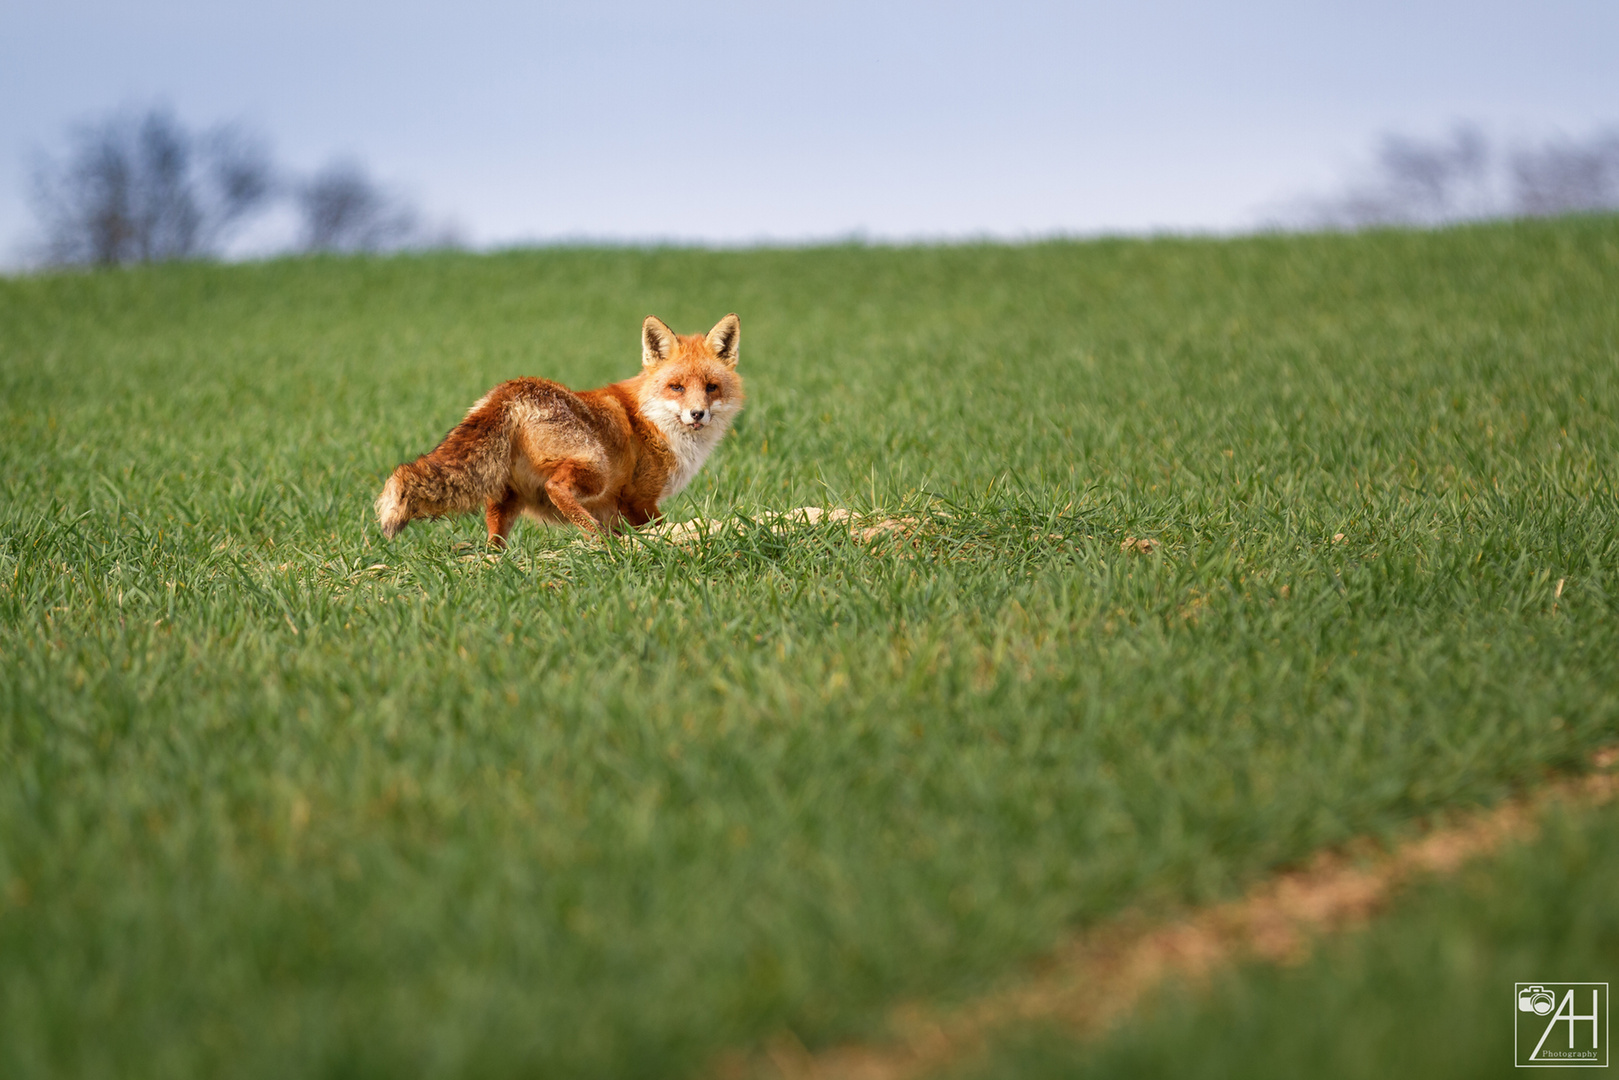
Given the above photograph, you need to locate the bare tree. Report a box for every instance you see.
[30,107,273,266]
[1271,122,1619,231]
[1511,131,1619,216]
[1370,124,1494,224]
[295,160,421,254]
[1297,123,1498,229]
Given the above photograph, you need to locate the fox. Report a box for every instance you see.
[375,313,743,545]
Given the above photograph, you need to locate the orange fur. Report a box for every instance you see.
[376,314,744,544]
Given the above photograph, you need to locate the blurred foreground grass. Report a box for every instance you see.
[949,795,1619,1080]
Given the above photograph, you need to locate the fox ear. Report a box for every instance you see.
[642,316,676,369]
[705,313,740,368]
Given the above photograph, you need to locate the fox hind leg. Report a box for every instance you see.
[485,489,522,548]
[544,462,605,534]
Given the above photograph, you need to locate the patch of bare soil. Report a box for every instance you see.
[644,507,919,546]
[715,749,1619,1080]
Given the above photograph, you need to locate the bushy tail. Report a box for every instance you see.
[376,401,513,538]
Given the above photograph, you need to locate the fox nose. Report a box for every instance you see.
[687,408,708,424]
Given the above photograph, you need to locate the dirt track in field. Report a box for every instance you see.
[716,747,1619,1080]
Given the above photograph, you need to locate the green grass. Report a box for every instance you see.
[947,796,1619,1080]
[1,219,1617,1078]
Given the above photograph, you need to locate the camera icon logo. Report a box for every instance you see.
[1515,981,1608,1066]
[1518,985,1557,1016]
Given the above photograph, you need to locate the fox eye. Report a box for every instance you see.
[669,383,684,393]
[705,383,719,394]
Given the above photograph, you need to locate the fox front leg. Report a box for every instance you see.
[616,501,661,529]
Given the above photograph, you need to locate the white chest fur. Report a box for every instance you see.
[656,417,728,500]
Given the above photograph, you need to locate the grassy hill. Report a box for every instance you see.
[2,220,1617,1077]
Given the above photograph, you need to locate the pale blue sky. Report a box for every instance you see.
[2,0,1616,257]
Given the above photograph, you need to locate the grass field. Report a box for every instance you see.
[2,218,1617,1078]
[949,795,1619,1080]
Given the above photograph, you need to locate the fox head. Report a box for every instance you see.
[639,313,745,435]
